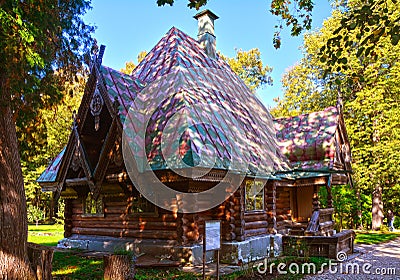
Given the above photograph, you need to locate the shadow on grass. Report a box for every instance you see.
[52,252,103,280]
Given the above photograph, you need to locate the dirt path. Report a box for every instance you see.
[305,237,400,279]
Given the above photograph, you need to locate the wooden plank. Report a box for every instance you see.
[245,228,268,237]
[71,227,178,239]
[245,221,268,230]
[71,221,177,230]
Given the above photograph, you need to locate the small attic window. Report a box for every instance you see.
[83,193,104,217]
[245,180,265,212]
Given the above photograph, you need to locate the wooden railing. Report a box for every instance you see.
[304,208,335,236]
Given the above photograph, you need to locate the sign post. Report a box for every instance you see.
[203,220,221,280]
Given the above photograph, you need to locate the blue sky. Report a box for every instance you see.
[84,1,333,107]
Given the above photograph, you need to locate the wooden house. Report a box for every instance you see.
[38,10,354,264]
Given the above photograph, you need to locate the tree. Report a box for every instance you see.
[219,48,273,92]
[27,205,45,227]
[0,1,94,278]
[320,0,400,79]
[272,3,400,230]
[157,0,314,48]
[21,76,85,223]
[157,0,400,59]
[120,51,147,74]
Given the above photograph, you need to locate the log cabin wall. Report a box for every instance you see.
[235,184,245,241]
[64,199,73,237]
[180,182,247,244]
[275,185,293,232]
[265,181,277,233]
[243,180,269,238]
[68,193,179,240]
[63,179,282,244]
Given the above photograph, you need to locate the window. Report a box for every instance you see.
[245,180,264,211]
[83,192,103,216]
[130,193,156,215]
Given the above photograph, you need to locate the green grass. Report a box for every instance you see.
[52,252,103,280]
[52,251,205,279]
[28,224,64,246]
[355,230,400,245]
[29,225,399,279]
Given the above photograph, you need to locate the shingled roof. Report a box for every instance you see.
[274,106,348,172]
[38,26,290,187]
[37,147,65,186]
[122,27,290,175]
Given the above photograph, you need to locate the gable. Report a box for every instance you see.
[274,106,352,173]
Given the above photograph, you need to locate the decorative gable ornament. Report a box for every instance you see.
[90,86,104,131]
[71,146,81,172]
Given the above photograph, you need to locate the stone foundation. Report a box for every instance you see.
[58,234,283,265]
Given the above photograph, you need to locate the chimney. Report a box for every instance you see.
[194,10,219,59]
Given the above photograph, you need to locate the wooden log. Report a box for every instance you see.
[265,197,275,203]
[71,221,177,230]
[71,227,177,239]
[71,213,177,222]
[245,221,268,230]
[27,242,54,280]
[104,254,135,280]
[245,228,268,237]
[319,221,334,229]
[276,194,290,199]
[185,230,200,241]
[276,202,290,208]
[225,232,236,241]
[244,213,268,222]
[276,214,291,222]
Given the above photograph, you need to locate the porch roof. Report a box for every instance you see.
[273,107,340,172]
[37,147,65,184]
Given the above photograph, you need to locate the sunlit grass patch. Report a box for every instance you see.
[52,252,103,280]
[28,224,64,246]
[355,230,400,244]
[28,224,64,232]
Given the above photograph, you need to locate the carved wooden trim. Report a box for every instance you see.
[93,117,117,183]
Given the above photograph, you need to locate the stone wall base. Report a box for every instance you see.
[58,234,283,265]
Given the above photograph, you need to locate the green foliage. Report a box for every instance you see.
[320,0,400,80]
[120,50,147,74]
[0,0,95,117]
[319,185,370,229]
[219,48,273,92]
[156,0,314,49]
[55,199,65,225]
[21,79,84,222]
[27,205,45,226]
[273,2,400,229]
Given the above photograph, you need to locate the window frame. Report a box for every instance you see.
[129,193,158,217]
[82,192,104,217]
[245,180,265,212]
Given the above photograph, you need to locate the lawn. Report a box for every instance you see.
[354,230,400,245]
[28,225,400,279]
[28,224,64,246]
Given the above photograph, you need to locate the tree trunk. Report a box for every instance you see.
[356,188,363,229]
[104,255,135,280]
[27,242,53,280]
[372,184,383,230]
[0,78,36,279]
